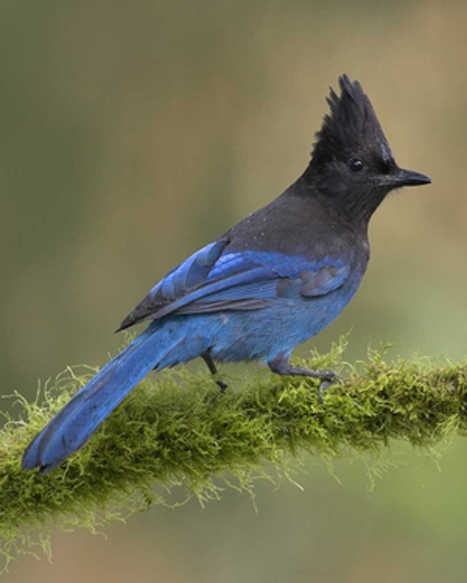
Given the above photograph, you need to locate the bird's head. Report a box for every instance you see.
[306,74,431,221]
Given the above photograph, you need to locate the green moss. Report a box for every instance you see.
[1,339,467,568]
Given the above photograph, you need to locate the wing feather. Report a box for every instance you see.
[118,242,350,330]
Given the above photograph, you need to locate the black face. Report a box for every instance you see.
[308,75,431,217]
[315,147,431,220]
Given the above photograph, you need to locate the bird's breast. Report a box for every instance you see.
[209,262,366,363]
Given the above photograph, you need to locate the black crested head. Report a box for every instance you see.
[303,74,431,222]
[311,74,392,170]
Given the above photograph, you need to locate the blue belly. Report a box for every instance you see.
[210,281,358,362]
[145,268,363,366]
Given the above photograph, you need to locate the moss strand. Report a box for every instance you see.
[1,340,466,567]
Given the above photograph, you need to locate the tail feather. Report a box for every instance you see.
[22,321,192,472]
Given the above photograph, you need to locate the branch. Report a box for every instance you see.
[1,339,466,567]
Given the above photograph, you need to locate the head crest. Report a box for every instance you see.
[311,75,392,168]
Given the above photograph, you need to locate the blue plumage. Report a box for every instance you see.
[22,74,431,472]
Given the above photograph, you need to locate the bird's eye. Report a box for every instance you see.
[349,159,364,172]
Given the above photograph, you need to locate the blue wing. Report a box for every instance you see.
[118,239,350,330]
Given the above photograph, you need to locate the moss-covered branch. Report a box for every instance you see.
[1,340,467,567]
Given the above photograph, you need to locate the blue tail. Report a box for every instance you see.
[22,318,209,472]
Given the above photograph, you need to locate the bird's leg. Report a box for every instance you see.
[268,352,336,400]
[201,351,228,393]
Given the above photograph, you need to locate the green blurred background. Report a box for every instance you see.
[3,1,467,581]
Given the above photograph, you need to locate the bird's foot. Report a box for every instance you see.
[215,379,228,393]
[268,353,337,401]
[317,377,336,403]
[201,352,228,394]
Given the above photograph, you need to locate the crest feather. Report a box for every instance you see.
[311,75,391,167]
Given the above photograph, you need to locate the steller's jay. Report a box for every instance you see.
[22,75,431,472]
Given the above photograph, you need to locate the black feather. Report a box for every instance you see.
[310,74,392,168]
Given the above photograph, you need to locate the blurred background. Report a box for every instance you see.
[2,0,467,581]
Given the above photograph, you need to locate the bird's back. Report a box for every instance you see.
[224,176,369,271]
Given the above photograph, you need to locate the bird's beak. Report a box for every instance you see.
[395,168,432,187]
[381,167,432,189]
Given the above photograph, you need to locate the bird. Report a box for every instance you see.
[22,74,431,473]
